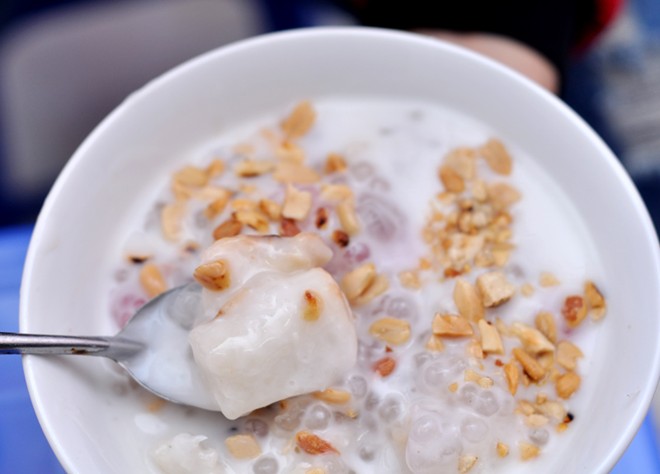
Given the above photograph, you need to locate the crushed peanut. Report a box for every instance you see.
[511,323,555,355]
[374,357,396,377]
[556,341,583,371]
[225,434,261,459]
[324,153,347,173]
[194,260,231,291]
[562,296,587,328]
[161,201,186,241]
[458,454,478,473]
[476,271,516,307]
[519,442,540,461]
[212,218,243,240]
[539,271,560,287]
[513,348,545,382]
[337,199,360,236]
[478,320,504,355]
[584,280,606,320]
[534,311,557,344]
[282,185,312,221]
[313,388,351,404]
[399,270,422,289]
[432,314,474,337]
[439,164,465,193]
[259,199,282,221]
[234,159,275,177]
[454,279,485,321]
[302,290,323,321]
[294,431,338,455]
[369,317,411,345]
[479,138,512,175]
[556,372,581,399]
[496,442,509,458]
[503,361,520,396]
[139,263,167,298]
[234,209,270,233]
[281,101,316,141]
[274,161,320,184]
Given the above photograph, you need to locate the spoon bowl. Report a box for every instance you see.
[3,283,217,410]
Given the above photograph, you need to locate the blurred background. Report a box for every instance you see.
[1,0,660,472]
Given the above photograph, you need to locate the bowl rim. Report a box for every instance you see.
[19,26,660,473]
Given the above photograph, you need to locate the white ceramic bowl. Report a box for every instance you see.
[21,27,660,473]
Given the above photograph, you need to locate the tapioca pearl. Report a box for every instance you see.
[359,442,378,462]
[368,177,390,192]
[253,456,279,474]
[348,375,368,398]
[378,393,405,422]
[460,415,489,443]
[405,419,462,472]
[414,351,433,368]
[343,242,370,264]
[423,357,466,389]
[409,414,441,444]
[475,390,499,417]
[356,194,402,242]
[323,457,352,474]
[528,428,550,446]
[351,162,375,181]
[274,409,303,432]
[304,404,332,430]
[384,295,418,321]
[459,383,499,416]
[243,418,269,438]
[364,392,380,411]
[111,292,146,329]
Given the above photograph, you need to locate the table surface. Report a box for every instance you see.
[2,224,659,473]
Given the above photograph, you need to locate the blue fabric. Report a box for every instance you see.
[1,225,659,472]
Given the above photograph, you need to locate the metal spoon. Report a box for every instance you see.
[2,282,219,411]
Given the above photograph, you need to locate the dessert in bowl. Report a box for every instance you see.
[20,28,660,474]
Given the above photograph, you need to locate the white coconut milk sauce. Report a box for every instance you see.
[107,97,606,474]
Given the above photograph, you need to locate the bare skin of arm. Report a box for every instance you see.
[419,30,560,94]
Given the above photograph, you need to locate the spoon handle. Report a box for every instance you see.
[0,332,115,355]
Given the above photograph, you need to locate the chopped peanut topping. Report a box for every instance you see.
[139,263,167,298]
[315,207,328,229]
[281,101,316,141]
[205,158,225,178]
[585,280,606,320]
[426,334,445,352]
[479,139,512,175]
[374,357,396,377]
[513,348,545,382]
[525,414,549,427]
[556,341,584,371]
[476,271,515,307]
[324,153,347,174]
[282,185,312,221]
[274,161,321,184]
[519,442,540,461]
[194,260,231,291]
[313,388,351,404]
[161,202,186,241]
[259,199,281,221]
[337,199,360,236]
[173,165,209,188]
[204,188,232,219]
[539,272,560,287]
[340,263,376,302]
[478,320,504,355]
[503,361,520,396]
[320,184,353,202]
[458,454,478,473]
[340,263,388,306]
[399,270,422,289]
[487,183,521,210]
[225,434,261,459]
[496,442,509,458]
[230,198,258,212]
[534,311,557,344]
[511,323,555,355]
[275,142,305,163]
[439,164,465,193]
[234,209,270,233]
[295,431,338,455]
[562,296,587,328]
[280,218,301,237]
[331,229,350,247]
[556,372,581,399]
[432,314,474,337]
[302,290,323,321]
[444,147,476,180]
[212,218,242,240]
[454,279,485,321]
[234,159,275,177]
[369,317,411,345]
[521,283,535,297]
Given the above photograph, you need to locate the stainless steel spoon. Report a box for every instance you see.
[2,282,219,411]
